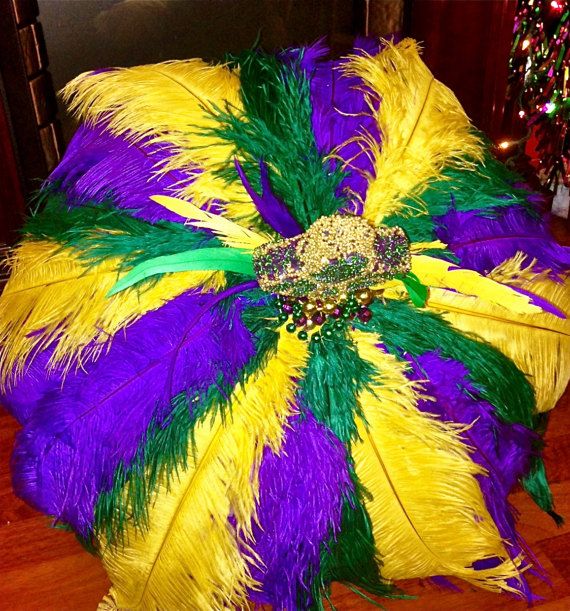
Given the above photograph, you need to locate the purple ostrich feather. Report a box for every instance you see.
[247,412,352,608]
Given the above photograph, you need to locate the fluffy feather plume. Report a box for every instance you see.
[61,61,250,211]
[406,351,538,599]
[351,331,525,593]
[0,240,224,382]
[150,194,269,250]
[48,124,196,224]
[425,275,570,413]
[437,205,570,276]
[100,330,308,610]
[248,413,353,608]
[410,254,543,314]
[344,38,484,224]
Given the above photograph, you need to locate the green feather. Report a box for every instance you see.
[384,152,538,243]
[300,334,375,444]
[308,469,406,610]
[355,299,535,428]
[209,50,345,229]
[398,272,428,307]
[107,247,255,296]
[24,190,219,268]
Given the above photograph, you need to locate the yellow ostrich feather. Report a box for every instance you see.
[351,330,525,592]
[150,195,270,251]
[0,240,224,384]
[100,330,308,610]
[426,276,570,413]
[61,61,255,219]
[343,39,484,225]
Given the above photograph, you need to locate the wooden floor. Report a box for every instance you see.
[1,218,569,610]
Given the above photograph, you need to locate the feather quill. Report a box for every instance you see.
[100,330,308,610]
[0,240,224,382]
[344,38,484,224]
[351,331,525,592]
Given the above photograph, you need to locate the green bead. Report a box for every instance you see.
[334,320,344,330]
[278,313,289,323]
[323,328,334,339]
[312,333,322,343]
[342,310,351,319]
[286,323,297,333]
[298,330,308,340]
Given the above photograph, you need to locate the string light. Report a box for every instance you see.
[507,0,569,188]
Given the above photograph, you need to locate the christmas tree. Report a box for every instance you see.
[508,0,569,190]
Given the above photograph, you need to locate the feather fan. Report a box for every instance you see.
[1,37,568,611]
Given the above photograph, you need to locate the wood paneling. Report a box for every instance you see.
[408,0,517,141]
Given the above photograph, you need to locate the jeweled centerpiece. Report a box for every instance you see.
[252,214,411,299]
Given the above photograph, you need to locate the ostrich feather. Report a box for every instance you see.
[0,240,224,382]
[351,331,525,593]
[205,50,346,229]
[344,38,484,225]
[0,347,60,426]
[425,276,570,413]
[384,153,537,244]
[304,42,381,213]
[23,192,219,269]
[150,194,269,249]
[10,292,255,535]
[355,299,535,428]
[61,60,251,211]
[407,352,538,599]
[437,205,570,275]
[100,330,308,610]
[48,124,196,223]
[248,413,353,608]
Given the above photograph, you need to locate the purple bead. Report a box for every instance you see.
[330,306,343,319]
[282,303,294,314]
[357,307,372,323]
[312,312,326,326]
[295,316,308,327]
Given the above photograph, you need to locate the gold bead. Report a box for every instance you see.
[305,318,316,330]
[338,292,349,302]
[303,301,317,315]
[323,301,336,313]
[356,289,373,305]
